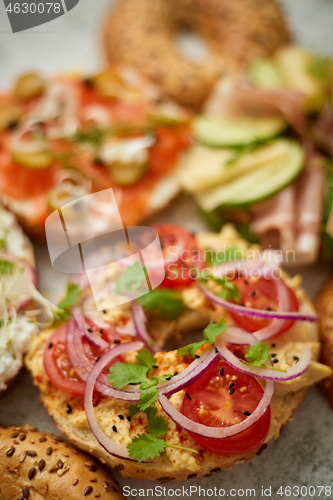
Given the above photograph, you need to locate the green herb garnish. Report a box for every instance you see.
[241,341,287,372]
[0,259,15,275]
[138,289,185,320]
[206,246,243,266]
[57,282,81,322]
[114,261,147,295]
[177,319,227,358]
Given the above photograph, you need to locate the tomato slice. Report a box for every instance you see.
[182,360,271,455]
[152,224,201,289]
[43,320,121,396]
[229,276,299,335]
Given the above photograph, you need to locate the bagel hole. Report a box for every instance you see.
[175,28,211,62]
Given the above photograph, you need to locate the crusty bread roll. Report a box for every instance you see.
[316,275,333,408]
[0,425,123,499]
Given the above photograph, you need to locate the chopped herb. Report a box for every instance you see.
[0,259,15,275]
[114,261,146,295]
[241,341,287,372]
[138,288,185,320]
[56,283,81,322]
[177,319,227,358]
[206,246,243,266]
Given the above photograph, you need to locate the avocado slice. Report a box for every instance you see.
[193,115,286,148]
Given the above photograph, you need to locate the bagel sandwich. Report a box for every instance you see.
[316,275,333,409]
[0,425,123,500]
[25,224,331,481]
[0,68,191,239]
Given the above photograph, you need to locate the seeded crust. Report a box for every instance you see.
[103,0,290,110]
[0,425,123,499]
[316,275,333,409]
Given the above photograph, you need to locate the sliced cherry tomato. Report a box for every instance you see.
[152,224,202,289]
[229,276,299,335]
[43,320,121,396]
[182,360,271,455]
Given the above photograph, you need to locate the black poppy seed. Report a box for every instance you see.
[229,382,234,389]
[229,388,235,395]
[6,447,15,457]
[220,367,224,376]
[273,359,279,364]
[270,353,277,357]
[293,356,299,361]
[28,467,36,480]
[114,340,121,344]
[118,414,124,420]
[215,347,218,353]
[112,425,117,433]
[48,342,53,349]
[243,411,252,416]
[244,280,248,285]
[250,290,256,297]
[185,393,191,400]
[127,416,131,422]
[195,354,200,359]
[271,343,276,347]
[166,376,172,380]
[84,486,93,496]
[87,328,93,333]
[66,404,72,414]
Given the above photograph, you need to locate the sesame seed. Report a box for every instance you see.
[220,367,224,376]
[103,310,107,314]
[270,353,277,357]
[243,411,252,416]
[114,340,120,344]
[195,354,200,359]
[293,356,299,361]
[166,376,172,380]
[215,347,218,353]
[66,404,72,414]
[46,447,53,455]
[153,365,158,369]
[173,371,178,376]
[127,416,131,422]
[250,290,256,297]
[118,414,124,420]
[112,425,117,433]
[229,388,235,395]
[271,343,276,348]
[28,467,36,480]
[84,486,93,496]
[229,382,234,389]
[244,280,248,285]
[38,459,46,471]
[49,342,53,349]
[6,447,15,457]
[273,359,279,364]
[87,328,93,333]
[240,303,245,307]
[96,357,101,362]
[265,307,272,311]
[186,393,191,400]
[100,329,103,334]
[26,451,37,457]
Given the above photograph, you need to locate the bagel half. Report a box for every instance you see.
[316,275,333,408]
[25,225,331,481]
[103,0,290,109]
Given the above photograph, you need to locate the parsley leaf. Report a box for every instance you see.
[206,246,243,266]
[0,259,15,275]
[145,407,168,438]
[108,363,149,388]
[178,319,227,357]
[138,383,159,411]
[115,261,147,295]
[242,341,287,372]
[215,277,241,302]
[127,434,166,462]
[138,289,185,320]
[136,348,157,371]
[56,282,81,321]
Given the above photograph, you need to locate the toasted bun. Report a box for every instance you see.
[0,425,123,499]
[103,0,290,109]
[316,275,333,408]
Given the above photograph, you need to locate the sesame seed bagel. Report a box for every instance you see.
[103,0,290,109]
[25,227,331,481]
[316,275,333,409]
[0,425,123,499]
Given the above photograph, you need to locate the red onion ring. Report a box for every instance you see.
[158,379,274,439]
[84,341,144,461]
[220,325,257,346]
[131,301,158,353]
[197,279,317,322]
[72,308,108,349]
[215,337,312,381]
[158,347,218,397]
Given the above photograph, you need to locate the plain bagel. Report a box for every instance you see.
[103,0,290,109]
[0,425,123,500]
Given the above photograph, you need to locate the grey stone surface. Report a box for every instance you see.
[0,1,332,498]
